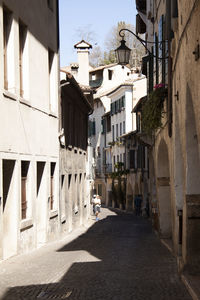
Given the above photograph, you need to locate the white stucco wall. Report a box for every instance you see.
[0,0,60,260]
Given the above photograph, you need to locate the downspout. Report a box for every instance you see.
[166,0,173,137]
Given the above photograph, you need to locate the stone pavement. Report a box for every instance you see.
[0,208,192,300]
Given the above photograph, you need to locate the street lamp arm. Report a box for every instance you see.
[118,28,168,60]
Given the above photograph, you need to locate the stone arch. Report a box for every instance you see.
[185,85,200,194]
[156,139,172,238]
[183,85,200,269]
[174,108,184,253]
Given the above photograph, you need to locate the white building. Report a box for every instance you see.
[0,0,60,260]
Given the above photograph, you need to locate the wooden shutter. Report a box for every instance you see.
[21,177,27,219]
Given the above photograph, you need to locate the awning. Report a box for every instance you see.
[136,14,146,34]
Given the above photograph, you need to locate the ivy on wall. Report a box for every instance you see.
[141,85,168,135]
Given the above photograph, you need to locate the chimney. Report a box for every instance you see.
[74,40,92,86]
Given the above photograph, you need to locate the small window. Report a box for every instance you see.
[21,161,30,219]
[107,115,111,132]
[108,69,113,80]
[120,123,122,136]
[3,7,13,90]
[98,184,102,196]
[50,162,56,210]
[19,21,28,98]
[48,48,56,112]
[112,125,115,141]
[123,121,125,134]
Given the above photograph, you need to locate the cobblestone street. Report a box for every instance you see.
[0,208,192,300]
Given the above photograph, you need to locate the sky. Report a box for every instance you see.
[59,0,137,67]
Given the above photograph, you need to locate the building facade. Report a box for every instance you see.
[135,0,200,273]
[59,72,93,233]
[0,0,60,260]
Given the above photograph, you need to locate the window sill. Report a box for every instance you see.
[19,97,31,107]
[49,111,58,118]
[61,215,66,223]
[20,218,33,231]
[3,90,18,101]
[49,209,58,219]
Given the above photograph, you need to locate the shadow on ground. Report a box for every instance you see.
[1,209,191,300]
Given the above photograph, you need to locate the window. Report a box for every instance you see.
[117,155,119,162]
[98,184,102,196]
[112,125,115,141]
[116,100,120,112]
[3,7,13,91]
[137,114,141,132]
[108,69,113,80]
[116,124,118,138]
[19,21,28,98]
[129,150,135,169]
[113,156,116,166]
[50,162,56,210]
[123,153,126,168]
[123,121,125,134]
[154,33,159,86]
[92,119,96,135]
[122,96,125,108]
[120,122,122,136]
[21,161,30,219]
[101,118,106,134]
[107,115,111,132]
[48,49,57,112]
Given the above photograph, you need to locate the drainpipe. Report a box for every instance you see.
[166,0,173,137]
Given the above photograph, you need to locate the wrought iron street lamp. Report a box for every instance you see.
[115,36,131,66]
[115,28,167,65]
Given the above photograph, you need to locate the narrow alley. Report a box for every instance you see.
[0,208,191,300]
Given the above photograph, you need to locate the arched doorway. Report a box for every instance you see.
[156,139,172,238]
[174,109,184,255]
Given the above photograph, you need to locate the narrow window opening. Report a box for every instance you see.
[19,21,27,97]
[50,162,56,210]
[21,161,30,220]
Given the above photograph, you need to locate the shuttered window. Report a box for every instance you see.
[130,150,135,169]
[3,7,12,90]
[19,21,27,97]
[21,161,30,220]
[50,162,56,210]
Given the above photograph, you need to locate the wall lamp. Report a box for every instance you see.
[115,28,168,65]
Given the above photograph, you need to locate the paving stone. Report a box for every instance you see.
[0,208,192,300]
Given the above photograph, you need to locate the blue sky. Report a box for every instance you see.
[59,0,137,66]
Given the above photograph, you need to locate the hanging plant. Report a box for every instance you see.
[141,84,168,135]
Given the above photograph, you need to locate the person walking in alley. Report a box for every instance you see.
[93,194,101,221]
[134,194,142,216]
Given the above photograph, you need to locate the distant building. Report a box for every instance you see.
[59,71,93,232]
